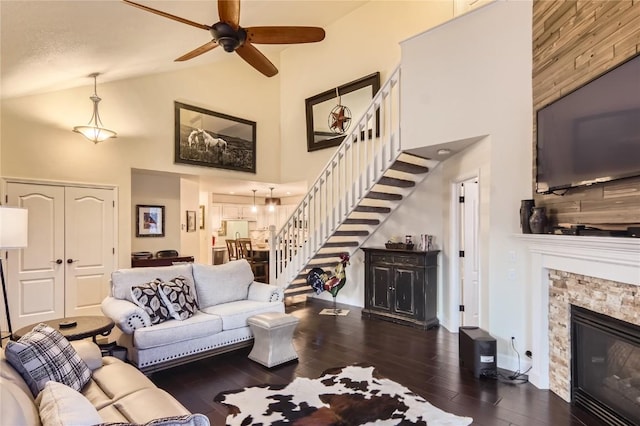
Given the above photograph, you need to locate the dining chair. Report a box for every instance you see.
[226,239,239,262]
[237,238,268,283]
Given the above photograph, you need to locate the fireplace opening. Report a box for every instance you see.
[571,305,640,425]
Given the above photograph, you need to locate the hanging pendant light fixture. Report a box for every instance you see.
[73,73,117,143]
[266,187,280,212]
[251,189,257,213]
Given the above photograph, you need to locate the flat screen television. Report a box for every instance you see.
[536,53,640,194]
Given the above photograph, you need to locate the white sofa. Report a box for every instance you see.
[0,340,209,425]
[101,259,285,373]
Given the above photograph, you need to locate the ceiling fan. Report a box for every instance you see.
[123,0,326,77]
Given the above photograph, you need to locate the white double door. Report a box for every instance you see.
[6,182,115,330]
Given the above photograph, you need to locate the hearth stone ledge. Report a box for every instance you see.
[514,234,640,394]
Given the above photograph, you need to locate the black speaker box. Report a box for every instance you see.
[459,326,497,378]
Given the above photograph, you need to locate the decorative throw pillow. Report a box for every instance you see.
[96,414,210,426]
[36,380,103,426]
[4,323,91,397]
[131,279,171,325]
[157,276,198,321]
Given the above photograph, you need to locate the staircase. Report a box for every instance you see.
[268,66,438,301]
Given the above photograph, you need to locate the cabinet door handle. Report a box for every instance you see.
[67,259,79,264]
[51,259,63,264]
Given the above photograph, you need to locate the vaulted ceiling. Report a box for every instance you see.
[1,0,367,99]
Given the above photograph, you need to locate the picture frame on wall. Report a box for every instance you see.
[305,72,380,152]
[199,205,205,229]
[186,210,196,232]
[136,205,165,237]
[175,101,257,173]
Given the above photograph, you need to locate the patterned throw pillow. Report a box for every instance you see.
[4,323,91,397]
[157,276,198,321]
[96,413,210,426]
[131,279,171,325]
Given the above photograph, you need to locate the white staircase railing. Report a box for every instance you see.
[269,66,403,288]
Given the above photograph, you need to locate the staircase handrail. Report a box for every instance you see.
[270,65,403,288]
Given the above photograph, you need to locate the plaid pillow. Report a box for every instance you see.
[5,323,91,397]
[157,276,198,321]
[131,279,171,325]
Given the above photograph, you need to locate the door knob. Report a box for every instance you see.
[67,259,79,264]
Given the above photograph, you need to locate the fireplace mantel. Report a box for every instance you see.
[515,234,640,391]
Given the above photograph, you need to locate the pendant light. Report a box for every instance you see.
[267,187,276,212]
[73,73,117,143]
[251,189,257,213]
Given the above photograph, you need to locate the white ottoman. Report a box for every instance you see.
[248,312,299,367]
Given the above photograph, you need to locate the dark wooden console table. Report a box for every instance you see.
[362,247,440,329]
[131,256,194,268]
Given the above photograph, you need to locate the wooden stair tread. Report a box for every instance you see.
[333,230,369,236]
[353,205,391,214]
[366,191,403,201]
[378,176,416,188]
[343,218,380,225]
[390,160,429,174]
[323,241,359,247]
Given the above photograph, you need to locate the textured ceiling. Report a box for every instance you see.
[1,0,368,99]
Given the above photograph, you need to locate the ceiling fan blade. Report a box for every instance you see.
[218,0,240,29]
[175,40,219,62]
[235,43,278,77]
[246,26,326,44]
[123,0,211,30]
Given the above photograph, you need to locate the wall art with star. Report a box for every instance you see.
[304,72,380,152]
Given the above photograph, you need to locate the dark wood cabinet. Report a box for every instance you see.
[362,247,439,329]
[131,256,194,268]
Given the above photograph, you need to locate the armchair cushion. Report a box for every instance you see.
[192,261,253,309]
[36,381,103,426]
[5,324,91,397]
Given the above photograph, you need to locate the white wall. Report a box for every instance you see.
[1,58,280,268]
[131,171,180,255]
[278,0,454,186]
[400,1,533,371]
[180,177,200,262]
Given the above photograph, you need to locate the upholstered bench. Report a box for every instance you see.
[247,312,299,367]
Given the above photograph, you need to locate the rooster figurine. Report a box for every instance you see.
[307,253,350,314]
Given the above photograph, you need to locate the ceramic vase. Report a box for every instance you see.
[520,199,535,234]
[529,207,548,234]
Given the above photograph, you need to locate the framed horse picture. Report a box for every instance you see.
[174,102,256,173]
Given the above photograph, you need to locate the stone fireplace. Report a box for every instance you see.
[518,234,640,399]
[548,269,639,401]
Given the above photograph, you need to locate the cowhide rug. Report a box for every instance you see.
[214,365,473,426]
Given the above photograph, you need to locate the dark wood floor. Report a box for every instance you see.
[150,299,605,426]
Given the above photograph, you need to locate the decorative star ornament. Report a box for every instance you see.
[329,105,352,134]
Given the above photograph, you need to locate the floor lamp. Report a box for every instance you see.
[0,206,28,346]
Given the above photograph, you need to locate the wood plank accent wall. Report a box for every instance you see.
[532,0,640,231]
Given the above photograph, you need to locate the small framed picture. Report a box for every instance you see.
[136,205,165,237]
[186,210,196,232]
[199,205,205,229]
